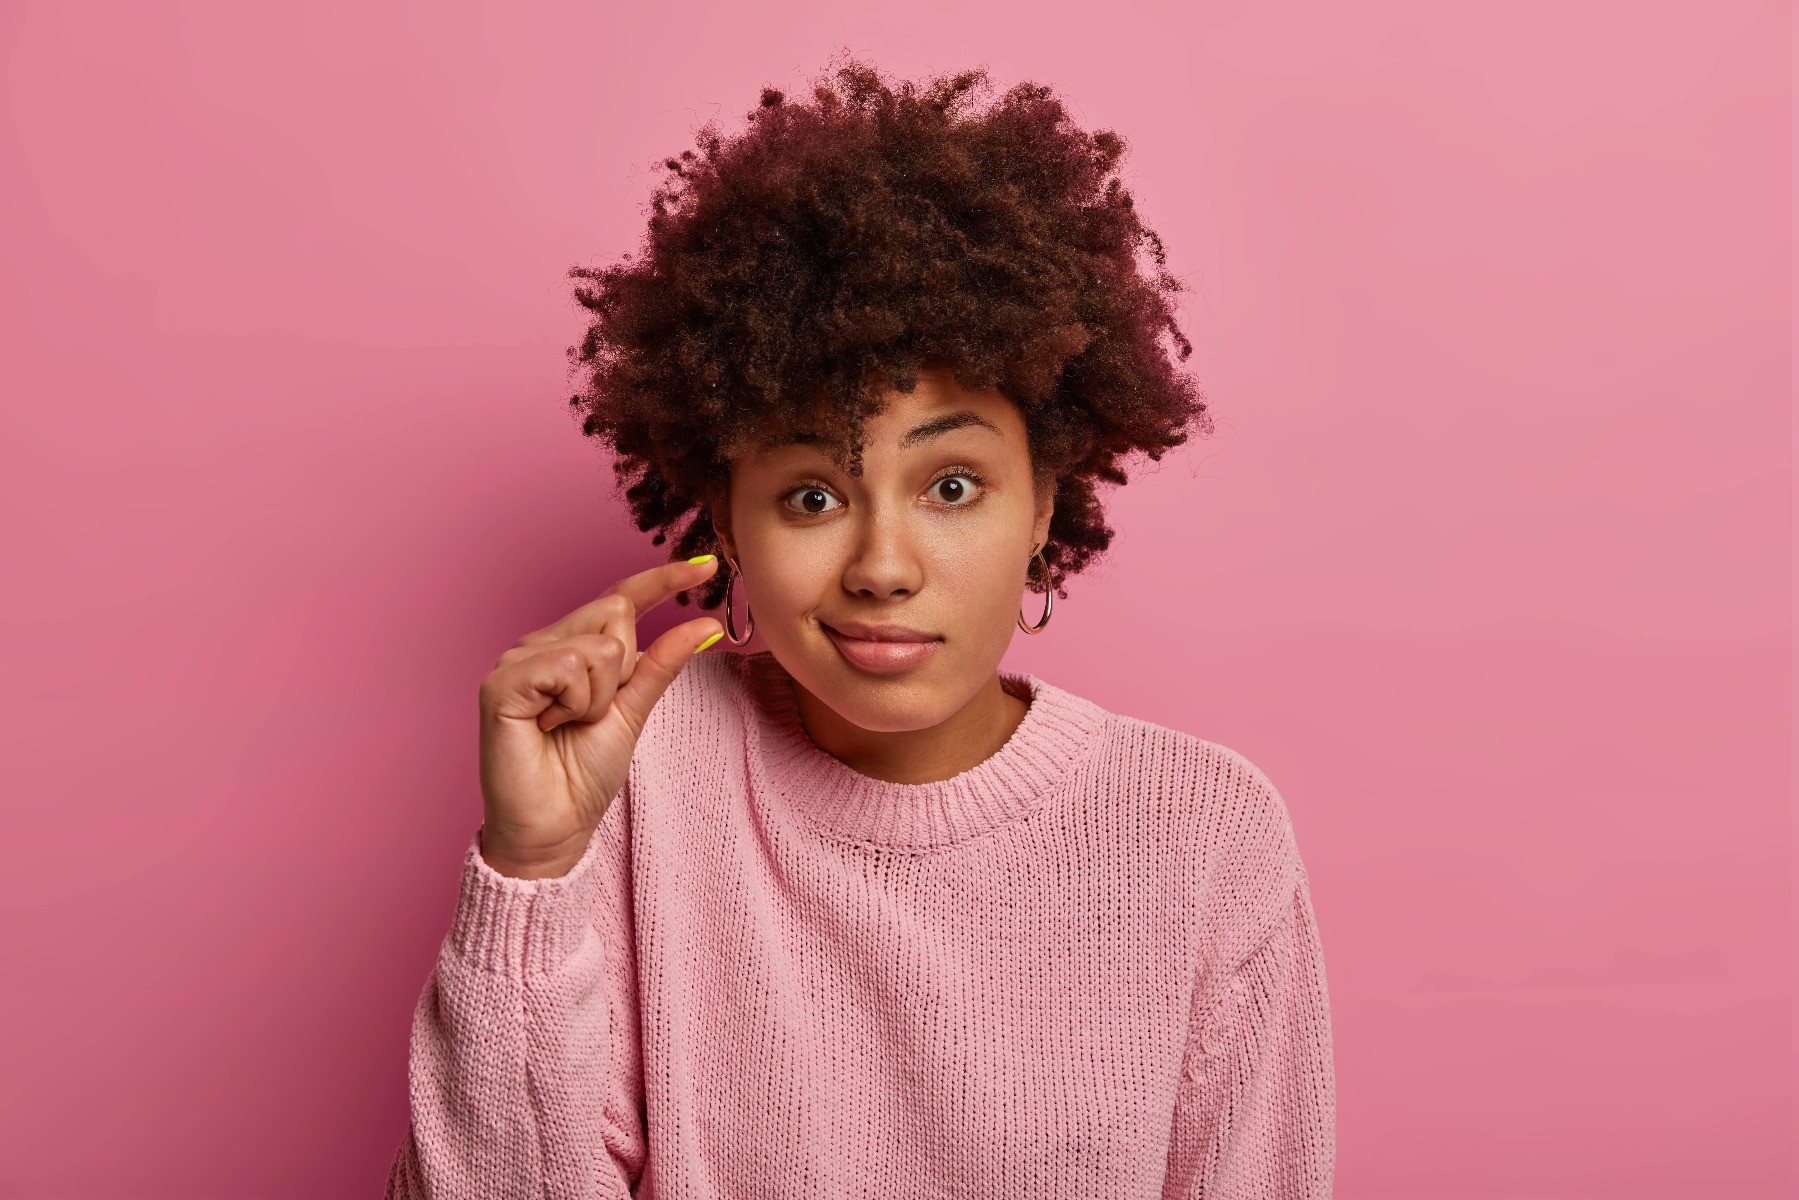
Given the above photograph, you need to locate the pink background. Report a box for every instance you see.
[1,1,1789,1195]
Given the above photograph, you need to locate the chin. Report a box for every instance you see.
[788,629,968,733]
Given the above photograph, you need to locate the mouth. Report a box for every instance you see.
[820,620,943,675]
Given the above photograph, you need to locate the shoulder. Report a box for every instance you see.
[1078,705,1315,972]
[1086,705,1300,858]
[1082,702,1309,924]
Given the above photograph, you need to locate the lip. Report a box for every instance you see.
[821,619,943,674]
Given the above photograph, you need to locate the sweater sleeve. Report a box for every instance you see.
[384,800,647,1199]
[1162,863,1337,1198]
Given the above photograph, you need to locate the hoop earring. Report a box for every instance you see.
[1017,542,1054,635]
[722,555,755,646]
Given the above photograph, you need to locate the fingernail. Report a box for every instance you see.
[693,630,723,654]
[687,554,715,565]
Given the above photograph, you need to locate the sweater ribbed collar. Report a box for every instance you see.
[721,650,1109,851]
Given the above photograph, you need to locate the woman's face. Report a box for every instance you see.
[714,368,1054,733]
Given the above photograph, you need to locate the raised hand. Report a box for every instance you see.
[475,556,724,878]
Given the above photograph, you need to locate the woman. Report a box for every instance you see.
[387,61,1335,1198]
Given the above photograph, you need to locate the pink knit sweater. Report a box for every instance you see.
[386,649,1335,1198]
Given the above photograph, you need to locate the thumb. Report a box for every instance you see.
[610,617,723,735]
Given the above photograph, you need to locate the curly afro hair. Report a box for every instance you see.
[565,57,1213,612]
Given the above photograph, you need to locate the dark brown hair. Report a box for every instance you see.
[566,58,1212,610]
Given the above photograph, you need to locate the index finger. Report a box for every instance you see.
[532,554,720,643]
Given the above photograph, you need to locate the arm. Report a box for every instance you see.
[385,799,647,1199]
[1163,865,1337,1198]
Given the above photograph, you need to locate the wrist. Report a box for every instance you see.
[453,830,598,974]
[477,828,592,880]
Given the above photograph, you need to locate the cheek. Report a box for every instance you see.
[739,494,1031,617]
[926,523,1032,621]
[740,531,839,611]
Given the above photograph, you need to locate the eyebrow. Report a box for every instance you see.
[899,410,1002,448]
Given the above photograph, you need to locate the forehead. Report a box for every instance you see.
[721,370,1035,493]
[793,370,1025,457]
[864,370,1020,431]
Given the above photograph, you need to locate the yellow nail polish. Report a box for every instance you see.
[687,554,715,565]
[693,630,723,654]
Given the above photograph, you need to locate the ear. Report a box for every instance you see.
[1030,474,1056,553]
[707,482,739,567]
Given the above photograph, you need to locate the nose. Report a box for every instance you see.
[839,509,924,600]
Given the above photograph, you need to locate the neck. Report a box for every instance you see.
[788,671,1030,785]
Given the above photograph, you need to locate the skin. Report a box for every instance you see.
[711,367,1055,785]
[476,558,726,879]
[472,368,1055,880]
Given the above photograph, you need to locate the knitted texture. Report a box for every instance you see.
[386,649,1335,1198]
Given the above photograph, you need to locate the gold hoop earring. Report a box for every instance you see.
[1017,542,1053,635]
[722,555,755,646]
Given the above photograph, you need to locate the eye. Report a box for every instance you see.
[927,469,986,507]
[781,483,841,515]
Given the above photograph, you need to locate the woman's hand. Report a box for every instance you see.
[475,556,723,878]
